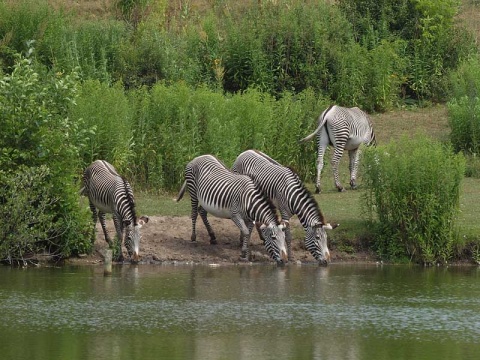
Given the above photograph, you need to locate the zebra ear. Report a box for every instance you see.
[313,222,339,230]
[279,220,289,230]
[138,216,149,226]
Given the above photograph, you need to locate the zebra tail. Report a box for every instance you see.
[175,181,187,202]
[298,108,330,143]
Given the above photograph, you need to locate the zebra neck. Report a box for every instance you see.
[247,192,275,225]
[286,183,321,227]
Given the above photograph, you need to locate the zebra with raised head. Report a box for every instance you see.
[175,154,288,265]
[81,160,149,262]
[232,150,337,265]
[300,105,376,193]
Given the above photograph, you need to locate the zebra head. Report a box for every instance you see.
[259,223,288,265]
[305,222,339,265]
[124,216,149,262]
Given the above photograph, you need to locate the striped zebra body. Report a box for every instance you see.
[300,105,376,193]
[176,155,288,264]
[82,160,148,262]
[232,150,336,265]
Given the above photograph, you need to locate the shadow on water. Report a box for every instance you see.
[0,264,479,360]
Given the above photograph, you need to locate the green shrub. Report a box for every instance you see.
[0,52,91,262]
[362,135,465,264]
[448,96,480,155]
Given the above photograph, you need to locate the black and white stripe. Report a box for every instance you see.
[82,160,148,262]
[176,154,288,264]
[300,105,376,193]
[232,150,337,265]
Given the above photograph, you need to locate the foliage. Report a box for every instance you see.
[113,82,327,190]
[448,56,480,175]
[362,135,465,264]
[69,80,135,174]
[338,0,475,103]
[2,0,476,110]
[0,51,92,262]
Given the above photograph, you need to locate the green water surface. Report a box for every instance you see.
[1,264,479,360]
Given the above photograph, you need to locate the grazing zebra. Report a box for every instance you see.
[232,150,337,265]
[175,154,288,265]
[300,105,376,193]
[81,160,148,262]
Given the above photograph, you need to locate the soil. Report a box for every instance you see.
[66,216,376,266]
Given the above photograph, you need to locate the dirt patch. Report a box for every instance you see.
[66,216,376,266]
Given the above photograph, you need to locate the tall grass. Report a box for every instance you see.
[69,82,328,191]
[362,136,465,264]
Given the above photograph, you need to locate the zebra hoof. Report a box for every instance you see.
[338,187,346,192]
[239,256,249,262]
[210,239,218,245]
[315,187,321,194]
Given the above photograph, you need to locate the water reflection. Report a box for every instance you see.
[1,264,480,360]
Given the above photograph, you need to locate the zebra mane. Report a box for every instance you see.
[122,176,137,226]
[286,169,326,225]
[253,186,280,225]
[265,191,280,224]
[253,150,282,167]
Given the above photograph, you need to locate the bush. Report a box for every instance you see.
[362,135,465,264]
[448,95,480,155]
[0,52,91,262]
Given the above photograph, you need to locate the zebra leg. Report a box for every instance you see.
[331,147,346,192]
[348,148,361,190]
[98,211,113,246]
[112,214,125,262]
[199,206,217,244]
[315,130,329,193]
[233,218,251,261]
[88,202,98,244]
[286,226,293,262]
[190,198,199,242]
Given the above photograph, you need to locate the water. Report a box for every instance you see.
[1,264,479,360]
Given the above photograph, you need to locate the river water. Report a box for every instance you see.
[0,264,479,360]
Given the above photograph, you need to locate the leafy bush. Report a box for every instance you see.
[362,136,465,264]
[0,52,91,262]
[448,95,480,155]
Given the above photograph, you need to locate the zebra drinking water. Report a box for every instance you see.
[300,105,376,193]
[81,160,148,262]
[175,154,288,265]
[232,150,337,265]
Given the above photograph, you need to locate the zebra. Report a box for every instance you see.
[175,154,288,265]
[299,105,376,193]
[232,150,338,265]
[81,160,149,262]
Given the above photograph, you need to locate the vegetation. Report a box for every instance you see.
[0,53,92,263]
[0,0,480,264]
[362,136,465,264]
